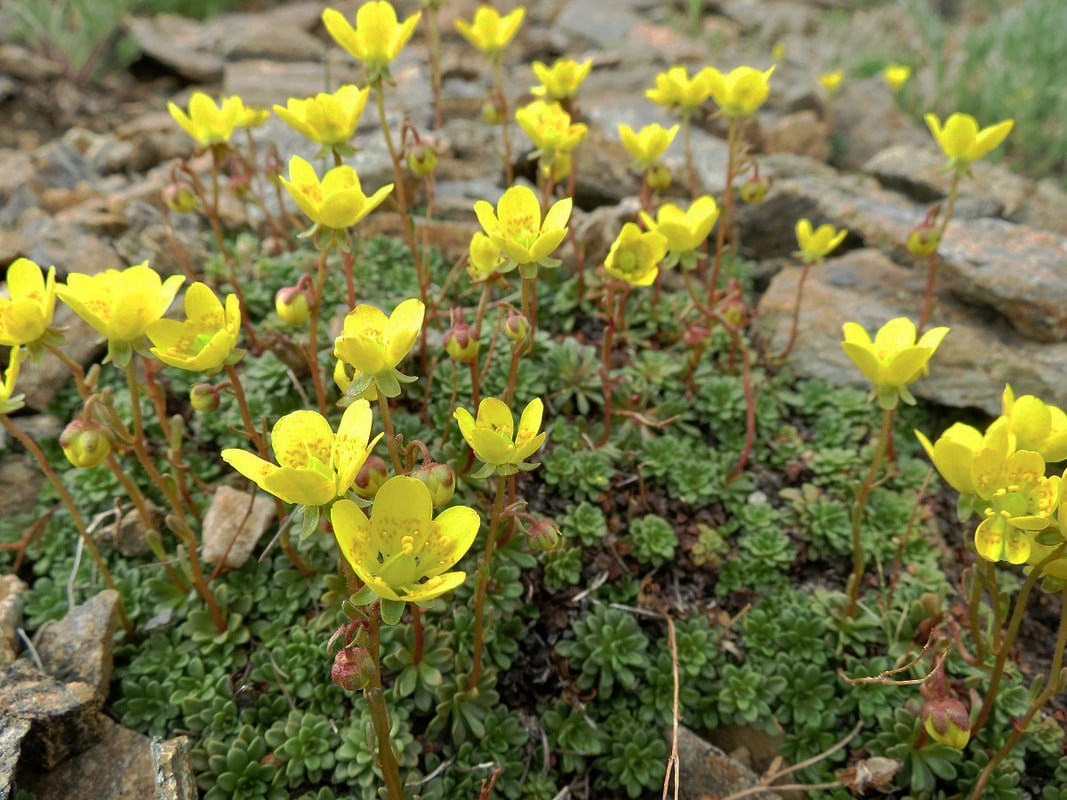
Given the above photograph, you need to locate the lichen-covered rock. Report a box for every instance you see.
[35,590,119,704]
[0,575,28,668]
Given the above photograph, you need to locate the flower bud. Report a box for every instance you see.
[682,324,710,348]
[646,164,672,191]
[481,100,502,125]
[526,517,561,551]
[228,171,251,197]
[443,312,480,363]
[59,419,111,469]
[407,143,438,177]
[332,646,377,692]
[352,455,389,500]
[189,383,220,413]
[163,182,197,213]
[921,696,971,750]
[409,461,456,508]
[739,174,769,204]
[504,310,530,342]
[907,223,941,257]
[275,286,311,326]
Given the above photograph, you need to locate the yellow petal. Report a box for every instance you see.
[271,410,333,469]
[262,467,336,506]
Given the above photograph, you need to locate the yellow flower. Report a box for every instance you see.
[272,85,369,152]
[56,262,183,366]
[454,397,546,476]
[322,2,421,83]
[618,123,678,169]
[819,70,843,95]
[645,66,713,115]
[455,5,525,61]
[530,58,593,101]
[238,105,270,128]
[467,232,505,282]
[794,218,847,263]
[280,156,393,231]
[473,185,572,277]
[167,92,246,147]
[334,298,425,400]
[1002,385,1067,463]
[0,258,56,347]
[840,317,949,409]
[883,63,911,92]
[1025,519,1067,582]
[916,421,992,499]
[332,475,479,603]
[972,450,1060,564]
[515,100,588,164]
[146,282,241,374]
[221,399,380,507]
[0,348,24,414]
[704,65,775,118]
[639,195,719,268]
[924,112,1014,173]
[604,223,668,287]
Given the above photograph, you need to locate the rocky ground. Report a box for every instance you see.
[2,0,1067,797]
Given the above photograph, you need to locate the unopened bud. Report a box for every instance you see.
[407,143,438,177]
[190,383,220,413]
[163,182,197,213]
[504,310,529,342]
[921,696,971,750]
[228,172,251,197]
[275,286,311,326]
[332,646,377,692]
[739,174,769,204]
[410,461,456,507]
[353,455,389,500]
[646,164,672,191]
[59,419,111,468]
[683,324,710,348]
[481,100,502,126]
[444,312,480,363]
[526,517,561,551]
[907,223,941,257]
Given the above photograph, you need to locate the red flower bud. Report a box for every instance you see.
[332,646,377,692]
[353,455,389,500]
[59,419,112,468]
[409,461,456,508]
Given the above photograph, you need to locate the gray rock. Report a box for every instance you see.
[25,716,154,800]
[0,456,43,520]
[92,501,162,558]
[29,140,100,191]
[0,575,28,668]
[555,0,644,48]
[0,717,32,799]
[124,15,226,83]
[222,60,360,110]
[0,660,104,771]
[18,214,124,279]
[152,736,198,800]
[35,591,119,705]
[863,143,1067,238]
[830,78,928,170]
[762,110,830,162]
[677,725,779,800]
[756,248,1067,416]
[201,486,276,569]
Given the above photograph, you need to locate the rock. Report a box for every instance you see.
[29,140,100,192]
[555,0,644,48]
[60,129,138,177]
[17,213,124,278]
[25,716,154,800]
[677,725,780,800]
[0,575,28,668]
[830,78,928,170]
[0,660,104,771]
[152,736,198,800]
[201,486,276,569]
[35,591,119,705]
[755,248,1067,415]
[570,197,642,269]
[361,214,483,265]
[763,110,830,162]
[0,455,44,519]
[111,201,211,281]
[0,717,32,798]
[937,219,1067,343]
[863,144,1067,238]
[92,501,162,558]
[222,60,361,110]
[124,15,226,83]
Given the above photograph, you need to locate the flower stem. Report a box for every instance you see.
[682,113,696,199]
[224,363,267,459]
[971,543,1066,737]
[845,406,896,617]
[0,414,134,638]
[365,609,405,800]
[424,5,443,130]
[778,261,811,361]
[708,117,739,301]
[468,474,506,688]
[968,585,1067,800]
[307,243,331,415]
[492,59,513,185]
[917,171,960,334]
[377,391,404,475]
[598,279,616,447]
